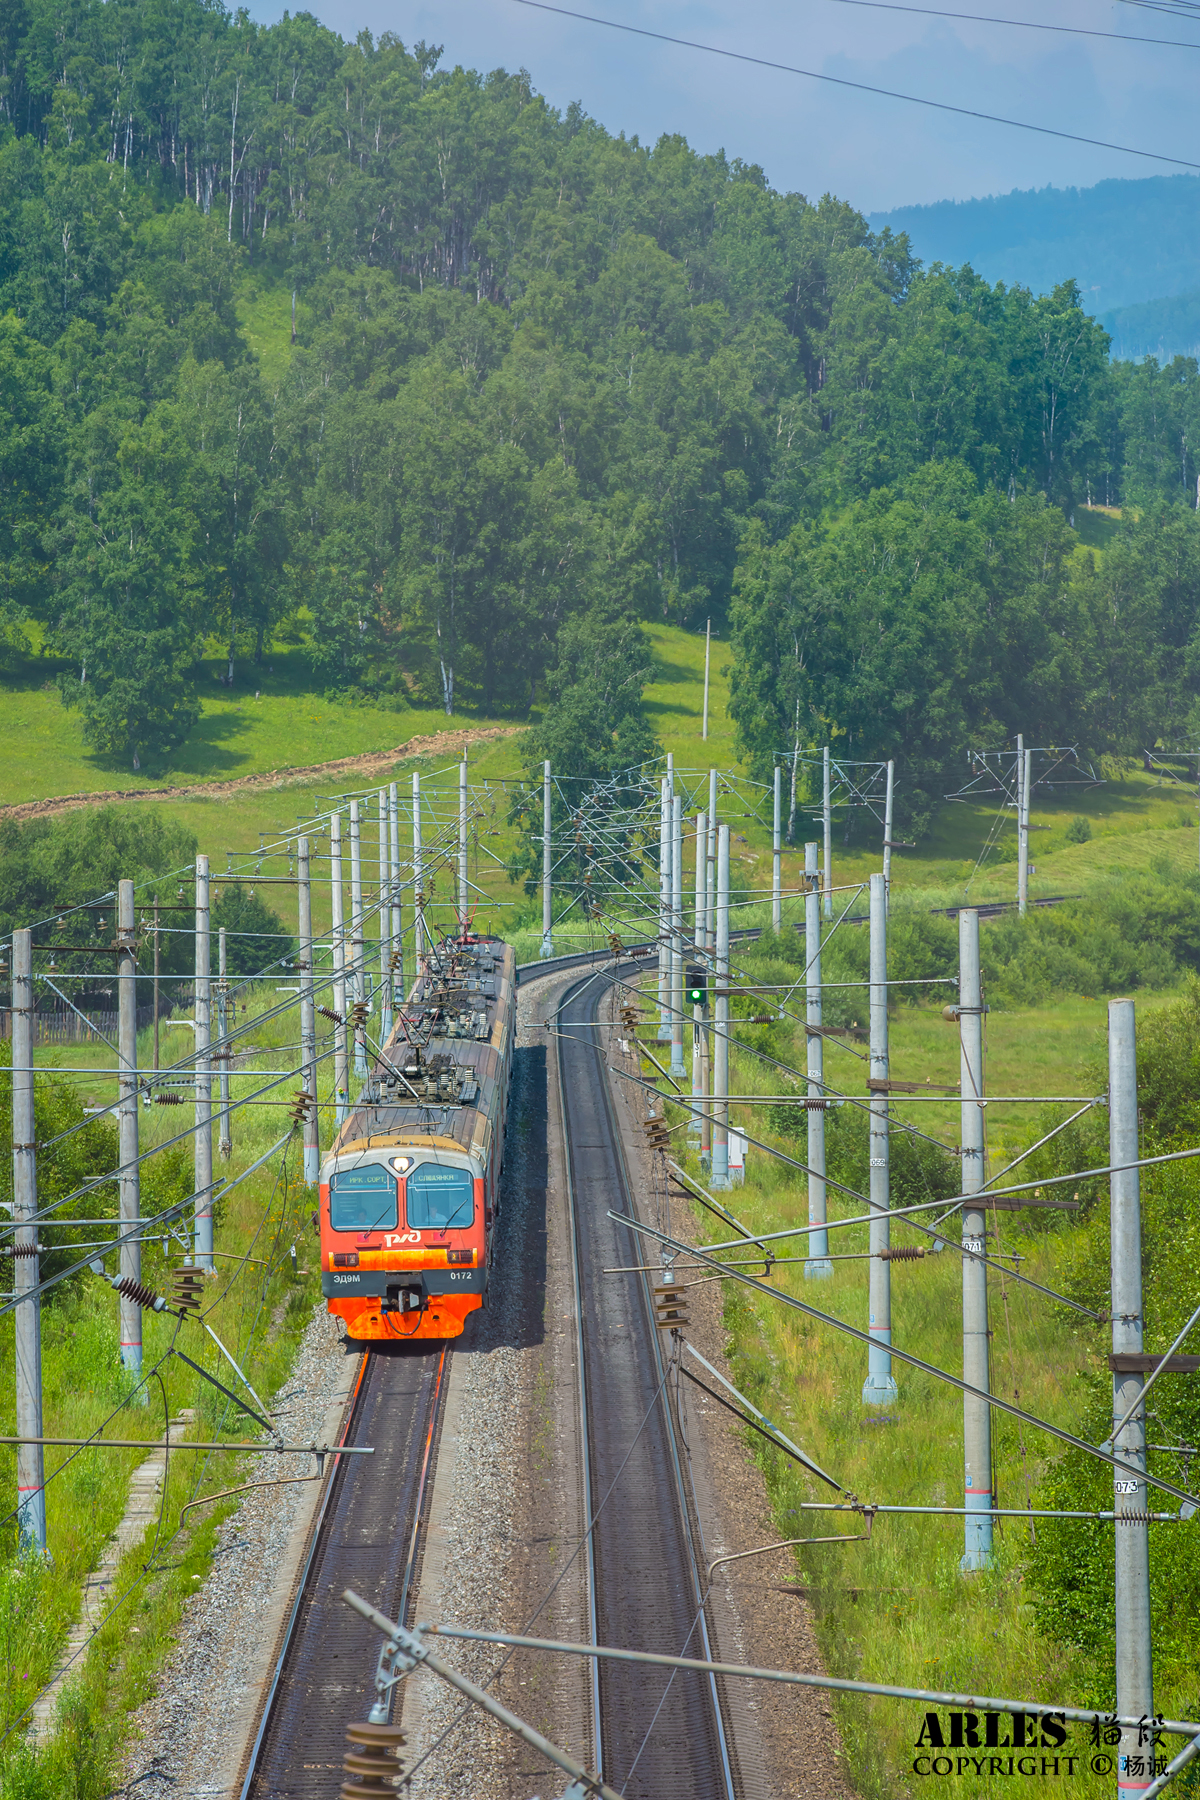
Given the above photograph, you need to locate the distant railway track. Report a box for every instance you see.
[553,961,738,1800]
[239,1345,447,1799]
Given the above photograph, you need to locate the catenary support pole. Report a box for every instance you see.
[690,810,707,1144]
[389,782,403,1008]
[823,745,833,920]
[658,776,672,1040]
[194,855,213,1270]
[805,845,832,1279]
[883,760,895,904]
[330,815,349,1125]
[707,769,718,952]
[116,880,143,1387]
[1109,998,1153,1800]
[458,755,469,931]
[670,793,686,1078]
[12,929,45,1551]
[712,823,731,1190]
[1017,735,1029,917]
[702,617,711,742]
[412,771,424,961]
[349,800,366,1077]
[959,907,993,1567]
[152,900,161,1073]
[772,765,782,934]
[217,925,231,1161]
[541,758,553,958]
[378,791,392,1043]
[297,836,319,1186]
[862,872,897,1404]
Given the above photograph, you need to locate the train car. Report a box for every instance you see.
[318,933,516,1341]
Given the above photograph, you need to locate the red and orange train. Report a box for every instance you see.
[319,934,516,1340]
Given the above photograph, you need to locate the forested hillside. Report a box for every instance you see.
[870,173,1200,316]
[3,0,1200,827]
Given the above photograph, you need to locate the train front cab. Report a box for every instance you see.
[319,1140,487,1341]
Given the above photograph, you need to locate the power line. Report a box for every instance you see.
[812,0,1200,54]
[510,0,1200,171]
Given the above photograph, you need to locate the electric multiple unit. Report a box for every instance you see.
[319,935,516,1340]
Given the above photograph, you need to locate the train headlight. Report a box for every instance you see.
[390,1156,412,1173]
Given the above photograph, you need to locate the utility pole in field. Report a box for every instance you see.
[194,856,213,1270]
[541,760,553,959]
[378,792,392,1043]
[298,835,320,1186]
[12,929,45,1551]
[772,765,782,933]
[1108,999,1153,1800]
[217,925,232,1161]
[711,824,731,1191]
[116,880,143,1388]
[349,800,367,1077]
[702,618,711,742]
[330,815,349,1125]
[823,746,833,920]
[862,872,897,1405]
[690,810,707,1145]
[804,844,831,1280]
[882,760,895,904]
[959,908,993,1569]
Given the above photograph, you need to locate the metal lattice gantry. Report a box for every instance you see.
[945,739,1103,912]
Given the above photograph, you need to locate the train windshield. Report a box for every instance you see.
[329,1164,398,1232]
[406,1164,474,1230]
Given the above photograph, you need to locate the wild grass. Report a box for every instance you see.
[0,982,326,1792]
[639,970,1195,1799]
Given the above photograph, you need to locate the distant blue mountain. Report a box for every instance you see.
[869,174,1200,349]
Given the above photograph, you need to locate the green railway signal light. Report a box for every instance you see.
[686,964,707,1006]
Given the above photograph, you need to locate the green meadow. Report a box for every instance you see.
[5,607,1200,1800]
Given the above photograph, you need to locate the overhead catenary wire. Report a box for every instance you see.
[614,1212,1200,1510]
[510,0,1200,171]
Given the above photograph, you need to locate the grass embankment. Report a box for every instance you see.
[0,986,332,1797]
[637,911,1195,1800]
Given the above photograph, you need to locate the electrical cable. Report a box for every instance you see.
[510,0,1200,170]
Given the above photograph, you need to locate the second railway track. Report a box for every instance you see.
[555,960,739,1800]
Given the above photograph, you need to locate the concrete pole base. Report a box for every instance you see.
[539,932,554,959]
[804,1259,833,1279]
[861,1372,899,1406]
[669,1055,686,1079]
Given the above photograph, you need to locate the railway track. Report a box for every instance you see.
[240,1344,447,1799]
[554,961,739,1800]
[239,951,743,1799]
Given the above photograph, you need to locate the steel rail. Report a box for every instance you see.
[238,1345,449,1799]
[552,968,604,1773]
[553,960,738,1800]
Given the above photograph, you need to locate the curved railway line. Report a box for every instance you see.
[238,947,749,1799]
[554,960,738,1800]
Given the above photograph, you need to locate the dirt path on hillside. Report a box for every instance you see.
[0,725,524,824]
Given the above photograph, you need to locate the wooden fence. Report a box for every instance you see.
[0,1003,173,1046]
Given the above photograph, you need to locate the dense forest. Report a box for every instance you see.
[3,0,1200,829]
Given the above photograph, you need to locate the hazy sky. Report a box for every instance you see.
[242,0,1200,214]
